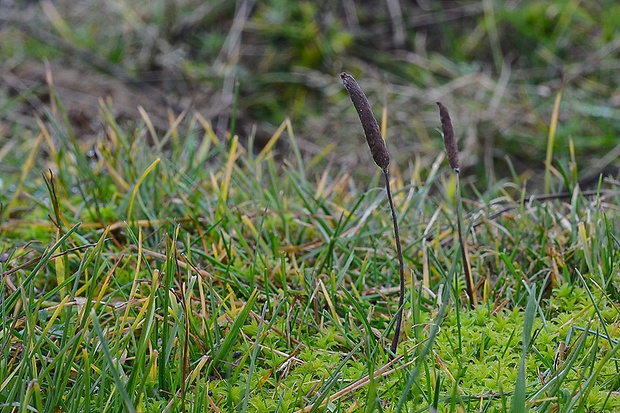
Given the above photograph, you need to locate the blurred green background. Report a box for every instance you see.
[1,0,619,188]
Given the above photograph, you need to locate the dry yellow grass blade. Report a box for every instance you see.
[194,111,220,147]
[256,117,288,164]
[306,143,335,170]
[161,106,189,146]
[544,86,564,194]
[6,131,43,216]
[220,135,239,204]
[139,105,159,146]
[319,278,341,326]
[41,0,72,40]
[35,117,58,160]
[127,157,161,221]
[241,214,259,239]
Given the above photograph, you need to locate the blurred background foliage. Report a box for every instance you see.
[1,0,619,188]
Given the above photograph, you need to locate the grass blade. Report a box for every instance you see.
[510,283,537,413]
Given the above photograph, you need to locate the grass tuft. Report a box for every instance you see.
[1,83,620,411]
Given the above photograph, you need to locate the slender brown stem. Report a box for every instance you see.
[384,170,405,356]
[455,174,475,308]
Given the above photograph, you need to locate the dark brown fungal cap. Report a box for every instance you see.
[436,101,460,172]
[341,72,390,171]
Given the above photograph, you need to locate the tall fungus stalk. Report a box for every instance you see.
[436,102,476,308]
[341,72,405,356]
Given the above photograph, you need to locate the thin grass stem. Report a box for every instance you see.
[455,175,476,307]
[384,171,406,355]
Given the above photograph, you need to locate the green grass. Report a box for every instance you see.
[1,2,620,410]
[1,93,619,412]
